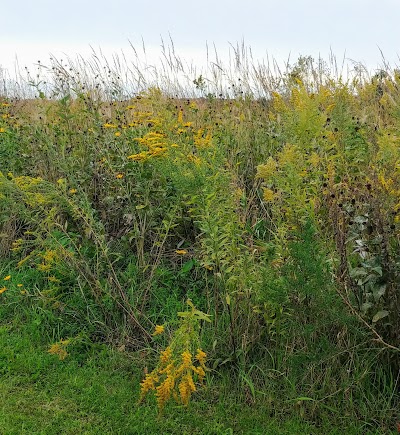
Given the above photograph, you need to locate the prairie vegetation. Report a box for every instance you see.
[1,48,400,433]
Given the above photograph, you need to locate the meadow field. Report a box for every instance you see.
[1,50,400,433]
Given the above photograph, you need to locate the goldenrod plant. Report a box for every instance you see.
[139,300,209,411]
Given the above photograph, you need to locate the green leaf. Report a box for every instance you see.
[193,310,212,322]
[361,302,372,314]
[372,310,389,323]
[373,285,386,301]
[181,260,194,274]
[286,396,314,402]
[349,267,367,278]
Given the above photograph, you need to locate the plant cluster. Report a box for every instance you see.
[1,53,399,429]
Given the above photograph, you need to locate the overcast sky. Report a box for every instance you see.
[1,0,400,76]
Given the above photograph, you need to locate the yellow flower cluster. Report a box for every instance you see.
[278,143,301,166]
[139,346,207,411]
[308,152,321,167]
[127,151,148,162]
[140,372,159,397]
[48,339,71,360]
[160,346,172,364]
[125,110,156,128]
[8,175,53,206]
[37,250,58,273]
[256,157,277,180]
[379,174,395,193]
[128,132,169,161]
[13,175,43,190]
[290,86,306,110]
[272,92,287,113]
[195,349,207,367]
[186,153,202,166]
[152,324,165,336]
[178,373,196,406]
[193,128,213,148]
[263,188,275,202]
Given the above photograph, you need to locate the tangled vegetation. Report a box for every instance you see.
[1,50,400,432]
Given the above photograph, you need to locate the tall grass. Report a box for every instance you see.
[1,42,399,431]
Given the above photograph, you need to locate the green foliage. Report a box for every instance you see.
[1,56,400,431]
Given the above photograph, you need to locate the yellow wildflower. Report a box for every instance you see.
[42,250,56,263]
[156,374,175,409]
[160,346,172,365]
[193,364,206,382]
[116,173,124,179]
[263,188,275,202]
[187,154,201,165]
[103,123,117,128]
[37,263,51,272]
[128,152,148,161]
[309,152,320,167]
[193,129,213,148]
[17,283,23,287]
[149,147,168,157]
[195,349,207,366]
[0,128,5,133]
[152,325,165,336]
[69,188,77,194]
[0,287,6,294]
[3,275,11,281]
[256,157,277,179]
[278,143,300,166]
[139,373,159,400]
[115,131,121,137]
[177,110,183,124]
[175,249,188,255]
[181,350,192,368]
[178,373,196,406]
[48,341,69,360]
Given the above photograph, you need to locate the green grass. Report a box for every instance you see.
[0,322,380,435]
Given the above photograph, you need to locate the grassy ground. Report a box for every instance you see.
[0,322,378,435]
